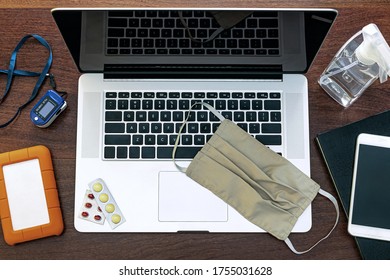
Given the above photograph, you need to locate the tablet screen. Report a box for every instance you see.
[351,144,390,229]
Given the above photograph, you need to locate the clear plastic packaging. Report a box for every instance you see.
[319,24,390,107]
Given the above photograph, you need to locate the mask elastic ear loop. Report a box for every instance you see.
[172,102,225,173]
[284,188,340,255]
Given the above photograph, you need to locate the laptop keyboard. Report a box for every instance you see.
[103,91,282,160]
[106,10,280,56]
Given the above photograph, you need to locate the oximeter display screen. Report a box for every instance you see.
[34,97,57,120]
[39,101,55,118]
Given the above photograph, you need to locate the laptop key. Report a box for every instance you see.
[219,92,230,98]
[194,92,205,98]
[240,100,251,110]
[105,123,125,133]
[139,123,150,133]
[133,135,144,145]
[258,92,268,98]
[118,100,129,109]
[271,112,281,122]
[262,123,281,133]
[233,111,245,122]
[155,100,165,110]
[104,147,116,159]
[169,135,178,145]
[106,100,116,109]
[160,112,171,121]
[148,111,159,121]
[136,111,147,121]
[142,100,153,110]
[246,112,257,122]
[127,124,137,133]
[166,100,177,110]
[157,135,168,145]
[197,111,208,122]
[157,92,168,98]
[188,123,199,133]
[130,100,141,109]
[252,100,262,110]
[105,135,130,145]
[144,92,155,98]
[163,123,175,133]
[129,147,140,158]
[227,100,238,110]
[249,123,260,133]
[264,100,281,110]
[207,92,218,98]
[181,92,192,98]
[182,135,193,145]
[203,100,214,107]
[258,112,269,121]
[105,111,122,121]
[124,111,134,121]
[142,147,155,159]
[131,92,142,98]
[106,92,117,98]
[221,111,232,120]
[173,111,184,121]
[215,100,226,110]
[151,123,162,133]
[117,147,128,159]
[255,135,282,146]
[178,100,189,110]
[145,135,156,145]
[194,135,205,145]
[157,147,202,159]
[200,123,211,133]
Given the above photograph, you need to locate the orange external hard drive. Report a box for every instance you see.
[0,145,63,245]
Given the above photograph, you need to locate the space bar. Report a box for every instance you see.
[157,147,202,159]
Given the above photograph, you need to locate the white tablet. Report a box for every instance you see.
[348,133,390,241]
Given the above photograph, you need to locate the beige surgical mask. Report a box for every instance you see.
[173,103,339,254]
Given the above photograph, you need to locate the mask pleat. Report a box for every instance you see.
[186,150,298,240]
[205,136,305,215]
[215,120,320,210]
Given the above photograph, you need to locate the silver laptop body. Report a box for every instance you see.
[52,8,337,233]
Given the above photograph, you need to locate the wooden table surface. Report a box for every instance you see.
[0,0,389,260]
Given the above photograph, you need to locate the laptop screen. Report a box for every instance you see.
[52,8,337,75]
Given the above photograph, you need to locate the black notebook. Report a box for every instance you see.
[316,110,390,260]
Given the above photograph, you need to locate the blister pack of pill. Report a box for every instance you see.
[87,178,126,229]
[78,190,105,225]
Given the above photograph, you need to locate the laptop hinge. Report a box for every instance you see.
[103,64,283,80]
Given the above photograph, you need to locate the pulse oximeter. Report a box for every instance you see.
[30,90,67,128]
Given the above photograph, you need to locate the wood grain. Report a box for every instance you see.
[0,2,389,259]
[0,0,389,9]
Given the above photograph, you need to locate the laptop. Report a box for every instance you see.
[52,8,337,233]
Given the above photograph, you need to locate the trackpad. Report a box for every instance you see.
[158,172,228,222]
